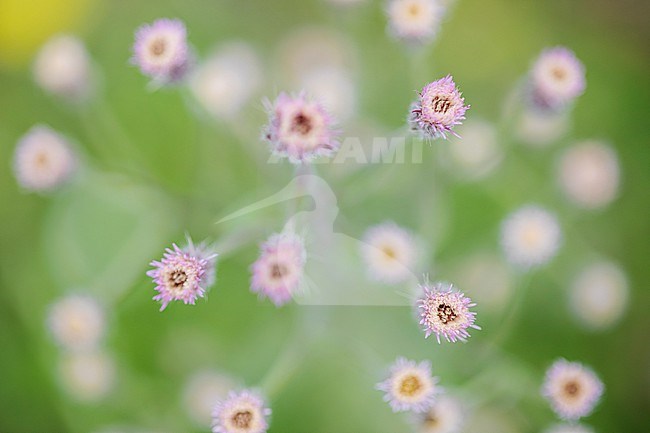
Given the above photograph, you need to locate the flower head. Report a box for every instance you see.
[147,237,218,311]
[361,222,419,284]
[211,389,271,433]
[530,47,585,110]
[262,92,340,163]
[376,357,441,413]
[250,232,306,306]
[570,261,628,330]
[409,75,469,140]
[33,34,92,100]
[13,125,76,192]
[132,18,190,84]
[47,294,105,351]
[500,205,562,269]
[386,0,444,44]
[417,281,480,343]
[190,42,262,120]
[414,395,464,433]
[542,359,604,421]
[558,140,620,209]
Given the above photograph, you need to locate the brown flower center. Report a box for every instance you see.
[270,263,288,280]
[399,374,422,397]
[431,95,452,114]
[150,38,167,57]
[423,412,439,427]
[563,380,580,398]
[290,113,312,135]
[34,152,49,168]
[551,66,566,80]
[231,410,253,429]
[168,269,188,288]
[437,303,457,324]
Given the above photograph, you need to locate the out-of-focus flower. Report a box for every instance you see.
[33,34,91,100]
[558,140,620,209]
[515,107,569,147]
[530,47,585,111]
[416,281,480,343]
[300,66,357,122]
[58,351,115,402]
[500,205,562,269]
[452,252,513,313]
[447,119,501,179]
[376,357,441,413]
[570,261,628,330]
[132,18,190,84]
[147,237,218,311]
[360,222,419,284]
[542,359,604,421]
[409,75,469,140]
[262,92,340,163]
[190,42,262,120]
[250,232,306,306]
[183,370,238,427]
[414,395,464,433]
[47,294,105,351]
[544,423,594,433]
[386,0,444,44]
[13,125,76,192]
[211,389,271,433]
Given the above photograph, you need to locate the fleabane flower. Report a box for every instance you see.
[250,232,306,306]
[500,205,562,269]
[211,389,271,433]
[558,140,620,209]
[147,237,218,311]
[409,75,469,140]
[262,92,340,163]
[360,222,419,284]
[570,261,628,330]
[376,357,441,413]
[530,47,586,110]
[417,282,480,343]
[542,359,604,421]
[58,351,115,402]
[414,395,464,433]
[132,18,190,84]
[33,34,92,100]
[47,294,105,351]
[386,0,444,44]
[13,125,76,192]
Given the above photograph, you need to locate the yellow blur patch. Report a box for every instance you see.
[0,0,98,69]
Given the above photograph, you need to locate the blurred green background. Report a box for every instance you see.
[0,0,649,432]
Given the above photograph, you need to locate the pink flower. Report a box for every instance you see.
[542,359,604,421]
[376,357,441,413]
[530,47,585,110]
[147,237,217,311]
[250,232,306,306]
[211,389,271,433]
[132,18,190,83]
[417,282,480,343]
[262,92,340,163]
[409,75,469,140]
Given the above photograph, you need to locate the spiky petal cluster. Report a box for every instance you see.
[132,18,190,84]
[541,359,604,421]
[376,357,441,413]
[211,389,271,433]
[262,92,340,163]
[250,232,306,306]
[417,282,480,343]
[530,47,585,110]
[409,75,469,140]
[147,238,218,311]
